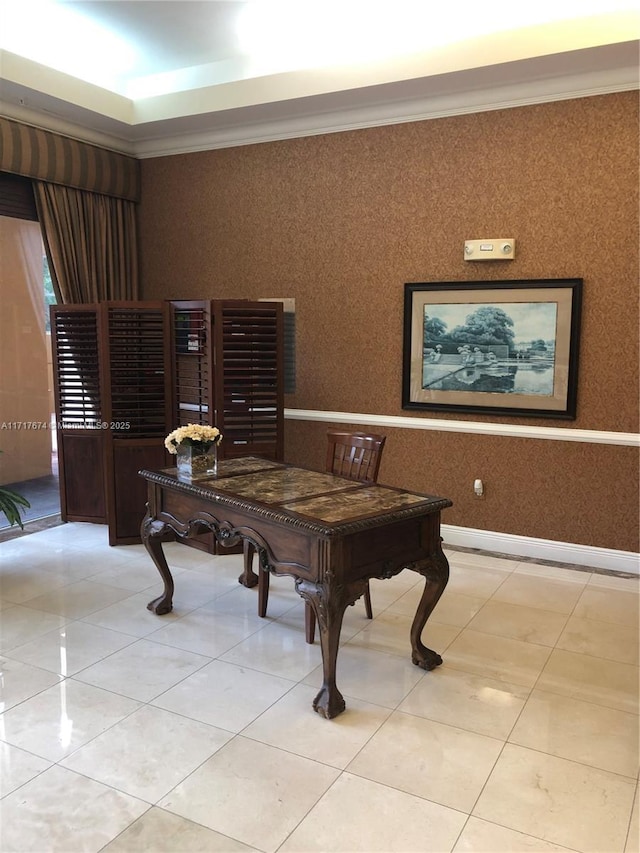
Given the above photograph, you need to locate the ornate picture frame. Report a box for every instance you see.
[402,279,583,419]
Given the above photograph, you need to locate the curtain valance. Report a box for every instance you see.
[0,117,140,202]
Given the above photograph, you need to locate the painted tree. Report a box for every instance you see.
[450,305,515,347]
[423,314,447,346]
[530,338,548,351]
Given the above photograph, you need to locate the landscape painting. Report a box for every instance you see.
[402,279,582,418]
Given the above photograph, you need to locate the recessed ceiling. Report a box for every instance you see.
[1,1,638,157]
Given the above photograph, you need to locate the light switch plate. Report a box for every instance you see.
[464,239,515,260]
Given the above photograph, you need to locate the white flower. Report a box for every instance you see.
[164,424,223,454]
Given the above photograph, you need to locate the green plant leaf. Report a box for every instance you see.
[0,487,31,529]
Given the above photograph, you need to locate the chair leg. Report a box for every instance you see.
[305,601,316,644]
[364,581,373,619]
[258,566,270,617]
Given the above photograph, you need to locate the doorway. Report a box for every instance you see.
[0,215,60,531]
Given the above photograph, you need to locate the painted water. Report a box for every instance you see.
[423,358,554,395]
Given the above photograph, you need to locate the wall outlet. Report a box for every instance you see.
[473,478,485,499]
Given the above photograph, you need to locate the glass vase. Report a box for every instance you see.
[176,442,218,480]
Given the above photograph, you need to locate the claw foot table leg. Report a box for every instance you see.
[410,547,449,672]
[298,578,349,719]
[142,515,175,615]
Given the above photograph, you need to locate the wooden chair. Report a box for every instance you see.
[250,431,387,642]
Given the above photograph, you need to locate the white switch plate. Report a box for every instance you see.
[464,239,515,261]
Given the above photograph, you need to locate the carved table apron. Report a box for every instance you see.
[139,457,452,719]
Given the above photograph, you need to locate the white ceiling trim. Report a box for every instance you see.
[0,97,138,156]
[0,7,637,158]
[1,64,636,160]
[133,67,639,158]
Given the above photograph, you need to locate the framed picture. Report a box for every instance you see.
[402,279,583,419]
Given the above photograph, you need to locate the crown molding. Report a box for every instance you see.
[2,61,637,159]
[0,100,138,156]
[132,66,639,158]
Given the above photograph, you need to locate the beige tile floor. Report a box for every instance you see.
[0,522,638,853]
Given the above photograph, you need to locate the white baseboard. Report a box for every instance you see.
[442,524,640,576]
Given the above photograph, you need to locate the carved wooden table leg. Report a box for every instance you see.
[141,514,175,615]
[298,573,368,719]
[238,539,260,588]
[410,543,450,671]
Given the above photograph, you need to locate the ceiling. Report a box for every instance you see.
[0,1,638,158]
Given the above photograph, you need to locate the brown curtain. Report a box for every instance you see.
[33,180,139,303]
[1,118,140,202]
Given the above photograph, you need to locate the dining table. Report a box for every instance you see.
[139,456,453,719]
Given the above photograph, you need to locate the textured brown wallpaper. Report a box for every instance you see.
[139,92,639,553]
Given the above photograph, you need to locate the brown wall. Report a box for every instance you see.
[138,92,639,553]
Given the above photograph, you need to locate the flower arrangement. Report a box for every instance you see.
[164,423,223,454]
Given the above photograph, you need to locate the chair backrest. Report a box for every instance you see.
[325,431,386,483]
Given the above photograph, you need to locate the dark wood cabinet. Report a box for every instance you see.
[171,300,284,461]
[51,305,106,524]
[51,302,172,545]
[51,299,284,547]
[169,299,284,553]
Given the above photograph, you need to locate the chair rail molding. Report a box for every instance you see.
[285,408,639,575]
[284,408,640,446]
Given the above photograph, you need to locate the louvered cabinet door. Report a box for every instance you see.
[50,305,107,522]
[167,300,284,556]
[101,302,172,545]
[170,300,214,427]
[213,301,284,461]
